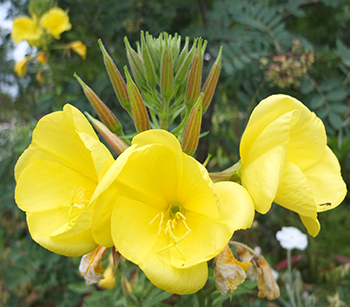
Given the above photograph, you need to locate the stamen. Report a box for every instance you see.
[149,201,192,262]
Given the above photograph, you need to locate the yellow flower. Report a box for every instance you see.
[40,7,72,39]
[14,57,30,77]
[240,95,347,236]
[11,15,42,46]
[37,52,47,65]
[68,41,87,59]
[14,104,123,256]
[100,129,255,294]
[213,245,251,295]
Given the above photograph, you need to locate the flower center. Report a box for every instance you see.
[149,201,192,261]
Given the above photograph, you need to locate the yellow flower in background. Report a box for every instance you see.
[40,7,72,39]
[14,104,119,256]
[240,94,347,236]
[37,51,47,65]
[68,41,87,59]
[103,129,255,294]
[14,57,30,76]
[11,15,42,46]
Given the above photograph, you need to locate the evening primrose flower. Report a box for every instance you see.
[14,57,30,77]
[11,15,42,46]
[40,7,72,39]
[239,95,347,236]
[68,41,87,59]
[14,104,122,256]
[104,129,255,294]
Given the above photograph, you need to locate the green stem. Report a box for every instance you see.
[196,289,206,307]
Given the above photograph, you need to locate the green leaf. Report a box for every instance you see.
[331,103,349,114]
[223,62,234,75]
[300,76,314,94]
[328,112,343,130]
[325,89,347,102]
[309,96,324,109]
[317,106,330,119]
[336,39,350,66]
[233,58,244,70]
[143,288,173,307]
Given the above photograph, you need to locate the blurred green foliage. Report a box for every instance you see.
[0,0,349,306]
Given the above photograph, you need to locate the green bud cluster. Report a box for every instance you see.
[75,31,223,156]
[260,40,315,89]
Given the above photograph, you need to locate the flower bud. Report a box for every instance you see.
[160,33,173,99]
[124,66,150,132]
[202,46,222,113]
[74,73,124,136]
[182,93,203,155]
[98,253,117,289]
[124,37,147,88]
[37,52,47,65]
[174,39,197,89]
[98,39,132,115]
[184,39,206,108]
[145,32,159,72]
[141,31,157,88]
[85,113,128,155]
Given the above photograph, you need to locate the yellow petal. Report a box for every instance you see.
[140,257,208,295]
[15,104,112,183]
[275,161,317,218]
[244,95,326,170]
[300,215,320,237]
[14,57,30,77]
[304,147,347,212]
[11,15,42,45]
[240,110,297,213]
[39,7,72,39]
[91,146,137,247]
[27,209,97,256]
[15,160,96,212]
[214,181,255,231]
[132,129,183,163]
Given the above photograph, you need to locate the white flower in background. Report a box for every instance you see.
[276,226,308,251]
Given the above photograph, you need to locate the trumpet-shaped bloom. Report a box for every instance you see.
[14,57,30,77]
[11,15,42,46]
[103,129,255,294]
[240,94,347,236]
[68,41,87,59]
[14,104,123,256]
[40,8,72,39]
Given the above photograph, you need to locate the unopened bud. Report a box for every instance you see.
[184,39,204,108]
[98,39,131,115]
[160,33,173,99]
[124,67,150,132]
[85,113,128,155]
[202,46,222,113]
[124,37,147,88]
[141,31,157,88]
[182,93,203,155]
[74,73,124,136]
